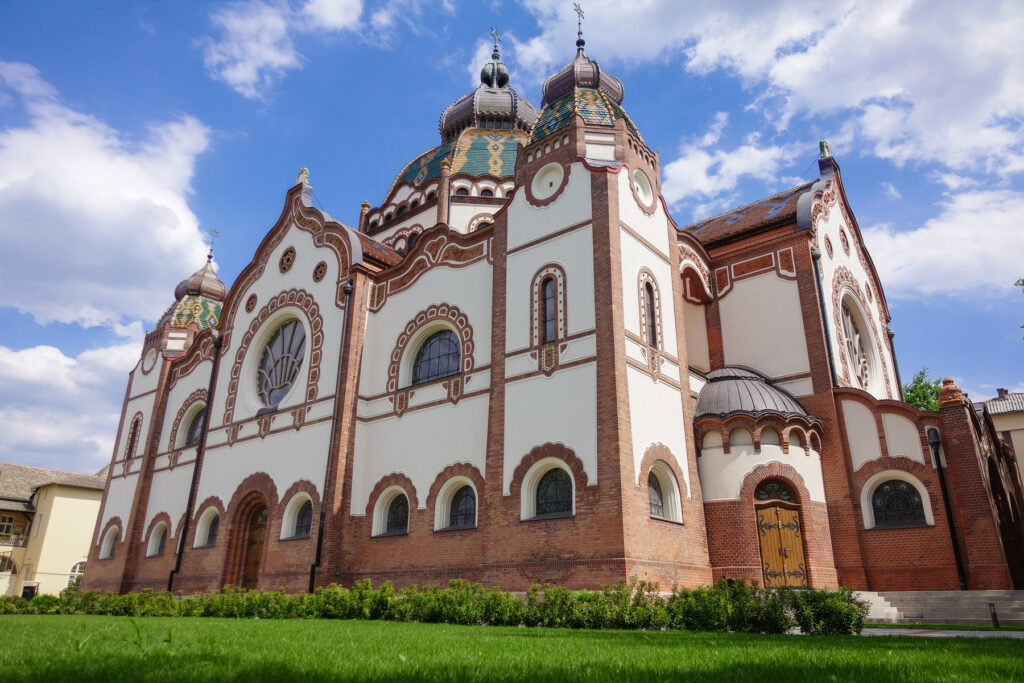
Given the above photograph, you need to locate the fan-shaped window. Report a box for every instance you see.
[755,480,794,503]
[184,407,206,447]
[872,479,926,527]
[257,320,306,409]
[412,330,460,385]
[67,561,86,587]
[841,300,872,389]
[386,495,409,535]
[541,277,556,343]
[648,472,664,518]
[536,469,572,517]
[455,187,470,196]
[644,282,658,347]
[294,500,313,538]
[480,189,494,197]
[448,486,476,529]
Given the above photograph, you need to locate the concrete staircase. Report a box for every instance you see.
[857,590,1024,626]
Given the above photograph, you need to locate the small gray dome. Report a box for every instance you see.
[480,45,509,88]
[694,367,810,420]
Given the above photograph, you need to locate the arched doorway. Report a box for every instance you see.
[241,507,267,590]
[754,479,808,587]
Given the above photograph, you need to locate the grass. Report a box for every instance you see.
[867,622,1024,632]
[1,616,1022,682]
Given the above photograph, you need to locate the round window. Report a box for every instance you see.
[256,319,307,408]
[142,348,158,373]
[531,162,564,200]
[632,168,653,206]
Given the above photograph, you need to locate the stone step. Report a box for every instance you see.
[862,590,1024,626]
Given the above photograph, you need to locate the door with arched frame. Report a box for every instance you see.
[754,480,808,587]
[241,507,267,589]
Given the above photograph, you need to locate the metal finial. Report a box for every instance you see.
[206,228,220,261]
[573,3,585,51]
[819,140,831,159]
[490,26,502,59]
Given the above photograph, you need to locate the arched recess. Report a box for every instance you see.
[278,479,320,540]
[529,264,568,348]
[192,497,225,548]
[638,443,686,521]
[222,472,279,589]
[170,389,208,450]
[509,443,589,520]
[859,469,935,529]
[387,303,475,394]
[366,473,418,537]
[426,463,485,532]
[98,517,124,560]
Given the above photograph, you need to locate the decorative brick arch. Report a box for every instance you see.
[509,442,589,498]
[223,288,324,425]
[530,263,568,349]
[187,496,226,548]
[386,303,475,394]
[365,472,419,516]
[467,213,496,232]
[222,472,280,587]
[832,266,893,397]
[168,389,208,451]
[97,516,124,550]
[276,479,321,540]
[143,511,174,555]
[637,443,685,489]
[425,463,485,529]
[124,412,144,459]
[738,463,812,506]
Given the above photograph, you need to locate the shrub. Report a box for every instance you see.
[788,587,868,635]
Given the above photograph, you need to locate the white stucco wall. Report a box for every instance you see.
[506,162,593,251]
[95,474,137,544]
[620,228,678,355]
[719,271,810,379]
[142,465,195,540]
[160,360,213,452]
[503,362,598,494]
[842,399,883,471]
[617,169,671,255]
[684,302,710,372]
[881,413,925,464]
[625,366,690,495]
[698,440,826,502]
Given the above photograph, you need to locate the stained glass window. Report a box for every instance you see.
[184,407,206,447]
[648,472,664,518]
[257,320,306,408]
[841,303,871,389]
[536,469,572,516]
[645,282,658,347]
[205,514,219,546]
[295,500,313,538]
[542,277,556,343]
[386,495,409,535]
[755,480,794,502]
[412,330,460,385]
[449,486,476,528]
[872,479,926,527]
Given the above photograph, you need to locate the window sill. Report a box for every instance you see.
[372,530,408,538]
[407,372,460,390]
[434,524,477,533]
[280,534,313,542]
[523,512,574,522]
[650,515,685,526]
[866,523,934,531]
[192,543,217,550]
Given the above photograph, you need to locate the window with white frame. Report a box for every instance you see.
[193,507,220,548]
[67,561,86,587]
[281,494,314,539]
[433,478,477,531]
[520,458,575,520]
[146,522,168,557]
[372,487,411,536]
[100,527,119,559]
[0,515,12,535]
[647,461,683,522]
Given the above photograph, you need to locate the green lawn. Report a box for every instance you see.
[1,616,1022,682]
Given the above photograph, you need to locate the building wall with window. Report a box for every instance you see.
[81,39,1024,595]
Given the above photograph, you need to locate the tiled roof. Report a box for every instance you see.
[683,182,814,246]
[985,392,1024,416]
[694,367,814,421]
[531,88,641,144]
[0,461,105,503]
[156,295,222,331]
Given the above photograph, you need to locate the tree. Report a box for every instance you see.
[903,367,941,411]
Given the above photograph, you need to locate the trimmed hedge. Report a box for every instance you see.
[0,579,868,635]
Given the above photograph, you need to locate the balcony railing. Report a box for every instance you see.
[0,534,28,547]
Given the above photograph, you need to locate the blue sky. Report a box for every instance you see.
[1,0,1021,472]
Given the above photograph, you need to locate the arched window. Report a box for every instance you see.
[480,189,494,197]
[536,469,572,516]
[369,219,378,229]
[426,191,436,201]
[648,472,664,518]
[386,495,409,535]
[410,200,419,210]
[872,479,926,527]
[841,300,873,389]
[455,187,470,196]
[541,277,556,343]
[125,416,141,459]
[294,500,313,538]
[194,507,220,548]
[407,233,418,250]
[644,281,658,347]
[67,561,86,587]
[755,480,794,503]
[385,213,393,222]
[147,523,167,557]
[397,205,408,216]
[449,486,476,529]
[412,330,460,385]
[184,407,206,447]
[257,319,306,409]
[476,222,492,231]
[205,514,219,546]
[100,527,119,559]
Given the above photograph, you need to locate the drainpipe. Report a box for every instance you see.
[928,427,967,590]
[168,331,223,592]
[887,328,905,401]
[310,278,353,593]
[810,246,838,387]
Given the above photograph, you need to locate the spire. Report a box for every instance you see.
[574,3,585,53]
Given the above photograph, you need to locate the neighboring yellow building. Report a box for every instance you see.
[986,390,1024,459]
[0,462,105,598]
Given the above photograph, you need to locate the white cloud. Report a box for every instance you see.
[0,62,210,329]
[862,189,1024,297]
[514,0,1024,175]
[201,0,365,99]
[882,182,901,200]
[661,114,793,207]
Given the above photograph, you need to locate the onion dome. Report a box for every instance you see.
[541,45,624,107]
[156,252,225,330]
[694,367,812,421]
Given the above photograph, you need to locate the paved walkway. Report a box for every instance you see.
[862,627,1024,638]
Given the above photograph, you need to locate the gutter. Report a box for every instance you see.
[310,278,353,593]
[167,332,223,592]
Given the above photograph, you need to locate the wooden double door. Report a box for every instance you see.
[756,504,808,587]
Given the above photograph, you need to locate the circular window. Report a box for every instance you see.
[256,319,307,408]
[531,162,564,200]
[632,168,653,206]
[142,348,157,373]
[841,300,872,389]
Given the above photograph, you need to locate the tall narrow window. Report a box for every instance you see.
[449,486,476,528]
[408,233,418,250]
[294,500,314,538]
[184,407,206,447]
[644,282,658,347]
[205,514,219,546]
[386,495,409,534]
[648,472,664,518]
[125,417,141,459]
[542,277,556,343]
[536,469,572,516]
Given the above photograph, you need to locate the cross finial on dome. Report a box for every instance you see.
[573,3,585,52]
[206,228,220,262]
